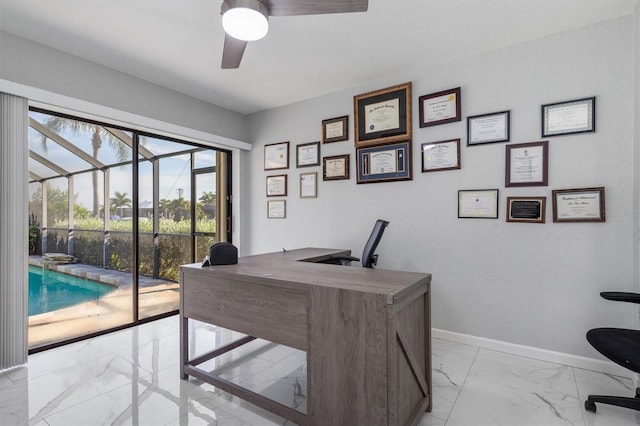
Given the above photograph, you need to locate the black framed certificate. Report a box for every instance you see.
[542,97,595,137]
[467,111,510,146]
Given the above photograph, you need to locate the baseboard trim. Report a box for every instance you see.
[432,328,631,379]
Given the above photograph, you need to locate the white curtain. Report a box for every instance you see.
[0,92,28,370]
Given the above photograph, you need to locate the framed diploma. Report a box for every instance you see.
[264,141,289,170]
[322,116,349,143]
[421,139,461,172]
[267,200,286,219]
[354,82,412,147]
[296,141,320,168]
[505,141,548,187]
[323,154,350,181]
[467,111,510,146]
[419,87,461,127]
[458,189,499,219]
[300,172,317,198]
[266,174,287,197]
[506,197,546,223]
[542,97,595,137]
[552,187,605,222]
[356,141,412,184]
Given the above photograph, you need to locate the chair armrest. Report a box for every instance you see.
[600,292,640,304]
[331,255,360,262]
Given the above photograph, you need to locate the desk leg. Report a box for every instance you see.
[180,315,188,380]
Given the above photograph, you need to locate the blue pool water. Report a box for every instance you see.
[28,266,116,316]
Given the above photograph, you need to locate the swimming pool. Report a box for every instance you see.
[28,266,116,316]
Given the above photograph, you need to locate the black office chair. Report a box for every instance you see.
[584,291,640,413]
[331,219,389,268]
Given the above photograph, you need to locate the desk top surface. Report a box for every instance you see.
[182,248,431,303]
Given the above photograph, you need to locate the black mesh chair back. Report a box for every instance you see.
[361,219,389,268]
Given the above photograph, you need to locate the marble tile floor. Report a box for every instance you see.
[1,315,639,426]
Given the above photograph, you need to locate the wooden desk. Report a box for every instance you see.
[180,248,432,426]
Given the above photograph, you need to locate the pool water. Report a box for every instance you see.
[28,266,116,316]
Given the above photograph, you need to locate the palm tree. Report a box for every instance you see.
[199,191,216,205]
[110,191,132,218]
[39,117,129,216]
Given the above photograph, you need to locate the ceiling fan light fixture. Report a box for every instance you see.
[222,0,269,42]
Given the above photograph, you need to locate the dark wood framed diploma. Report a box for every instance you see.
[505,141,548,187]
[552,187,605,222]
[354,82,411,147]
[506,197,546,223]
[322,116,349,143]
[419,87,461,128]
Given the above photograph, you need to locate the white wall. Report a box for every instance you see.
[247,16,636,358]
[0,29,249,143]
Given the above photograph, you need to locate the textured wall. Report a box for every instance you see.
[246,16,636,358]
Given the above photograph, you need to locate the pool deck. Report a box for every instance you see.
[28,256,180,348]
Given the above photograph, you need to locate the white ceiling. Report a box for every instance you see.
[0,0,638,115]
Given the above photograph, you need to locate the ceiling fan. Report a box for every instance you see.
[220,0,369,69]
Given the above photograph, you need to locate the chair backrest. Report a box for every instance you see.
[361,219,389,268]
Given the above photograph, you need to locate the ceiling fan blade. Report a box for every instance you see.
[221,34,248,69]
[265,0,368,16]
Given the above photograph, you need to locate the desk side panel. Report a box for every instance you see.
[181,268,308,350]
[307,287,388,425]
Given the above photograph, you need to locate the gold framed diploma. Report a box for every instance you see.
[356,141,412,184]
[300,172,317,198]
[419,87,461,127]
[323,154,350,181]
[354,82,411,147]
[505,141,548,187]
[421,139,461,172]
[552,187,605,222]
[467,111,510,146]
[542,97,595,137]
[296,141,320,168]
[264,141,289,170]
[267,200,286,219]
[322,115,349,143]
[458,189,499,219]
[506,197,546,223]
[266,174,287,197]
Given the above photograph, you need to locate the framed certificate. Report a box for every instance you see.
[323,154,350,181]
[322,116,349,143]
[552,187,605,222]
[264,141,289,170]
[296,141,320,168]
[458,189,499,219]
[467,111,510,146]
[419,87,461,127]
[266,174,287,197]
[505,141,548,187]
[542,97,595,137]
[356,141,412,184]
[267,200,286,218]
[354,82,412,147]
[421,139,461,172]
[506,197,546,223]
[300,172,317,198]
